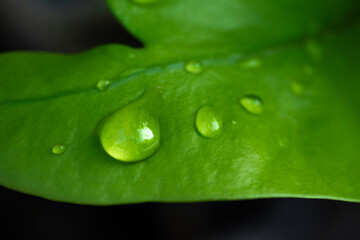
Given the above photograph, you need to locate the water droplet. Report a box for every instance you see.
[52,144,65,155]
[131,0,157,5]
[127,53,135,59]
[239,95,263,115]
[97,90,161,162]
[185,60,202,74]
[239,58,262,68]
[232,120,237,125]
[97,79,112,91]
[195,105,223,138]
[290,81,305,96]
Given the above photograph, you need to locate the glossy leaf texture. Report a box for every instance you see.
[0,0,360,204]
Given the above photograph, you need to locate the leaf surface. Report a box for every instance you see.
[0,0,360,204]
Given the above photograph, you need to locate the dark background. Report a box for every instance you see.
[0,1,359,239]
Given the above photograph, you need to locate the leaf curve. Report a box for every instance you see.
[0,0,359,205]
[108,0,360,50]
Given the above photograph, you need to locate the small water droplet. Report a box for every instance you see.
[97,79,112,91]
[185,60,202,74]
[239,95,263,115]
[195,105,223,138]
[239,58,262,68]
[232,120,237,125]
[290,81,305,96]
[52,144,65,155]
[97,90,161,162]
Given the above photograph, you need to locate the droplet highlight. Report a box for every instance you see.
[52,144,65,155]
[97,79,112,91]
[185,60,202,74]
[97,90,161,162]
[239,95,263,115]
[195,105,223,138]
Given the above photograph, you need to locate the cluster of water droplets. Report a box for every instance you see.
[88,58,267,162]
[53,47,314,163]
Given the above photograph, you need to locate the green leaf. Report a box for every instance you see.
[0,0,360,205]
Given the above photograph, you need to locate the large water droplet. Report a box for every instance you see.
[195,105,223,138]
[52,144,65,155]
[185,60,203,74]
[97,79,112,91]
[97,90,161,162]
[239,95,263,115]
